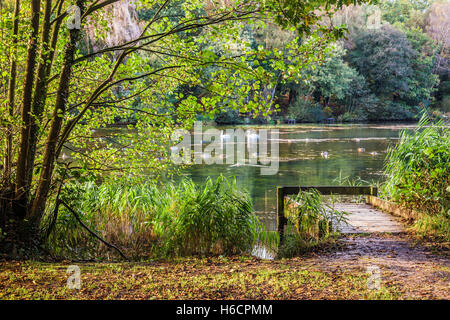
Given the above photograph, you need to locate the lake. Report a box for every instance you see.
[178,123,416,230]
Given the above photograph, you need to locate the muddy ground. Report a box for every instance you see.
[312,233,449,299]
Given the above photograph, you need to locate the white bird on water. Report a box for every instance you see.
[247,133,259,142]
[230,163,242,167]
[321,151,329,158]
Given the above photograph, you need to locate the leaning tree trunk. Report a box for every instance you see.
[29,1,86,227]
[26,0,62,189]
[15,0,41,215]
[1,1,86,255]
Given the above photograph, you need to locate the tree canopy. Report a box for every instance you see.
[0,0,373,252]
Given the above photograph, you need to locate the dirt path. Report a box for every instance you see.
[322,203,448,299]
[307,233,449,299]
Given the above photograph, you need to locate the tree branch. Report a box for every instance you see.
[60,199,129,261]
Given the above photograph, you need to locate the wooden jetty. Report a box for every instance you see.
[276,186,405,244]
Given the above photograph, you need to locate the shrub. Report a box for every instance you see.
[337,110,367,122]
[214,108,244,125]
[287,99,326,123]
[157,176,260,256]
[380,101,417,120]
[43,180,160,260]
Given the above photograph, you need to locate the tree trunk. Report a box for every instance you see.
[3,0,20,185]
[26,0,61,188]
[29,1,86,224]
[15,0,41,202]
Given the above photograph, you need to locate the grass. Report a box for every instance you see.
[0,259,403,300]
[382,114,449,241]
[43,175,267,260]
[411,214,450,242]
[277,232,341,258]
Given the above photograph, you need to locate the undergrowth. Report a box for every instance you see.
[278,189,348,258]
[382,115,449,241]
[42,176,265,260]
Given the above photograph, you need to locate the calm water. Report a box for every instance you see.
[178,123,417,229]
[88,123,416,230]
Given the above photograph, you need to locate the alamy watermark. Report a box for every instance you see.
[366,265,381,290]
[66,5,81,30]
[170,122,279,175]
[66,265,81,289]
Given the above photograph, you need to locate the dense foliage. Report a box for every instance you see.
[281,0,447,123]
[44,176,261,259]
[0,0,447,258]
[383,115,449,240]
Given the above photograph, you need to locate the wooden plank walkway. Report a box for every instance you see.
[333,203,405,234]
[276,186,406,244]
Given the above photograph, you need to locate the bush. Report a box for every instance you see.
[382,115,449,240]
[43,176,261,259]
[337,110,367,122]
[380,101,417,120]
[351,94,379,121]
[287,99,326,123]
[214,108,245,125]
[44,180,160,260]
[158,176,259,256]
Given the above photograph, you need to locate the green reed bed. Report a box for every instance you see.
[382,115,449,241]
[43,176,268,260]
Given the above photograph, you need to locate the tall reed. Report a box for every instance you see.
[279,189,348,257]
[43,176,262,260]
[382,114,449,240]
